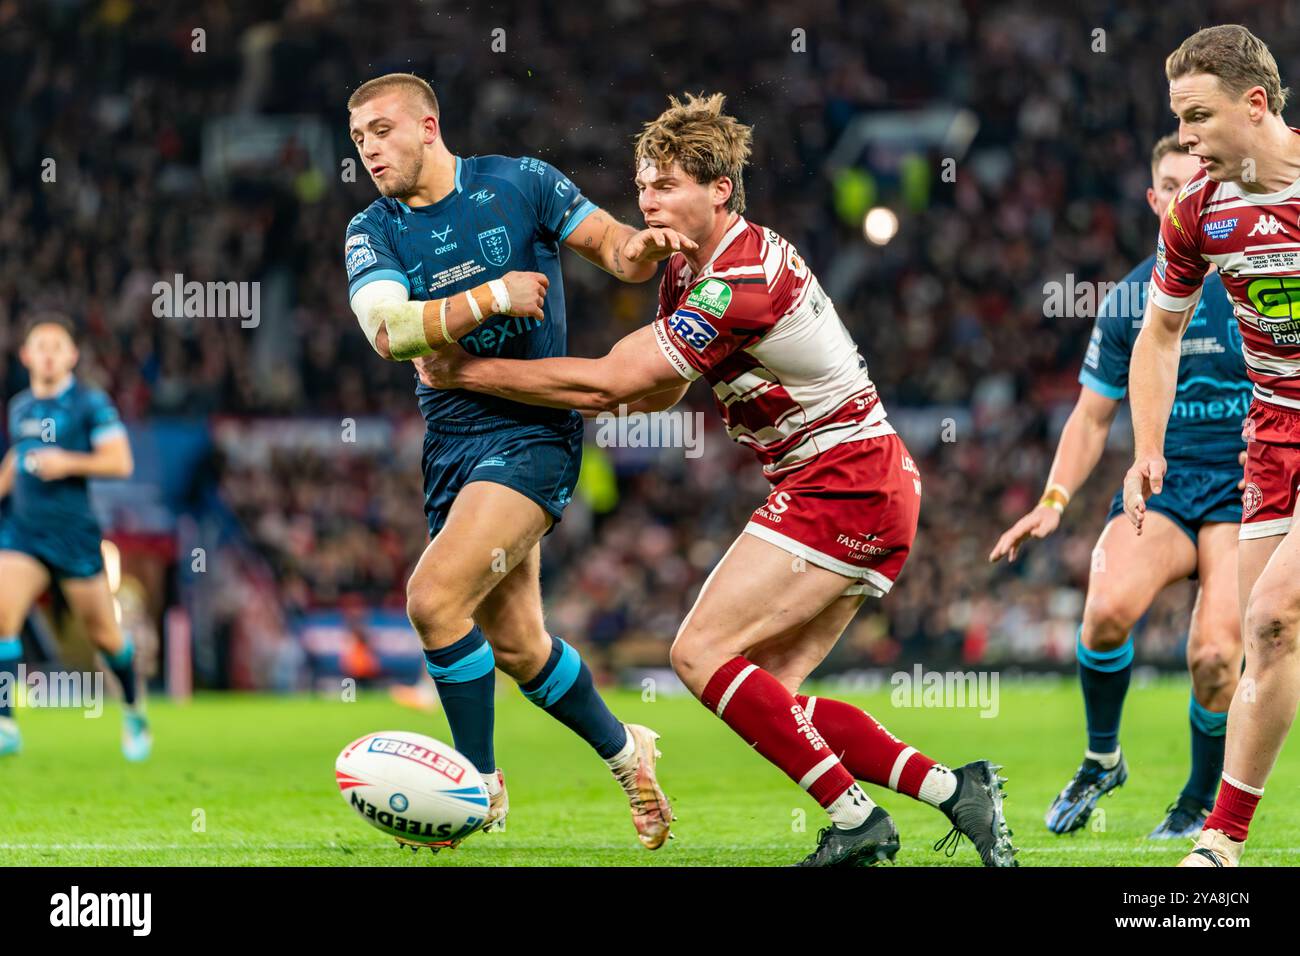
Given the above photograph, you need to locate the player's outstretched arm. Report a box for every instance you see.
[563,208,695,283]
[989,385,1120,563]
[1123,294,1199,533]
[25,432,133,482]
[414,324,686,414]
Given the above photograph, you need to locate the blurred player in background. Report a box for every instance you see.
[418,92,1019,867]
[991,136,1247,839]
[0,317,149,760]
[1127,25,1300,866]
[344,73,694,850]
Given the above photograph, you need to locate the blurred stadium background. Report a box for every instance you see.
[4,0,1296,702]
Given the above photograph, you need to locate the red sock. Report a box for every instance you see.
[702,657,856,808]
[1204,775,1263,842]
[795,694,938,799]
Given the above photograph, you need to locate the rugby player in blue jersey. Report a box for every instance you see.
[990,136,1249,838]
[344,73,691,850]
[0,317,149,760]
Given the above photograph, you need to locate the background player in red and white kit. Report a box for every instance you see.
[1125,24,1300,867]
[419,93,1018,867]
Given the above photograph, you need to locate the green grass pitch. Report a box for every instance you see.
[1,677,1296,866]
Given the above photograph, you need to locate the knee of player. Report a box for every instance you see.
[1080,596,1137,651]
[1243,592,1300,661]
[404,581,463,635]
[1187,634,1238,684]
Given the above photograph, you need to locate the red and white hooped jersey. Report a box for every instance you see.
[652,215,891,477]
[1151,139,1300,411]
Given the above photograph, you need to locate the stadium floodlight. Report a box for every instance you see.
[863,206,899,245]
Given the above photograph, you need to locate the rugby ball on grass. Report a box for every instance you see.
[336,730,489,846]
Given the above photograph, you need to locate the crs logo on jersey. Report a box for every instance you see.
[668,307,719,351]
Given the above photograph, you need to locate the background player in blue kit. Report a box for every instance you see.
[0,317,149,760]
[343,73,694,850]
[990,136,1250,838]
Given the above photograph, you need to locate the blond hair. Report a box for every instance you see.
[1166,24,1289,114]
[634,92,753,213]
[1150,133,1188,175]
[347,73,440,118]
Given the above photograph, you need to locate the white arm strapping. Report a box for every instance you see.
[349,279,411,351]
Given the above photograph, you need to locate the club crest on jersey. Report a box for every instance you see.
[669,308,718,351]
[1203,217,1238,240]
[478,226,511,266]
[686,279,732,318]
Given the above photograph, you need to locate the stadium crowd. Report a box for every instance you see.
[4,0,1293,680]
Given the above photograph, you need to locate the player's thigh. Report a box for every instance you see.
[1082,511,1197,643]
[748,593,867,694]
[1187,522,1243,685]
[0,551,51,633]
[408,480,551,617]
[58,573,121,646]
[670,531,856,693]
[1240,523,1300,665]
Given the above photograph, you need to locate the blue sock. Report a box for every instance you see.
[1076,628,1133,754]
[424,626,496,775]
[105,635,138,707]
[0,636,20,719]
[1182,693,1227,810]
[519,637,627,760]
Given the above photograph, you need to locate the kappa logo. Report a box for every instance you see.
[1248,214,1285,237]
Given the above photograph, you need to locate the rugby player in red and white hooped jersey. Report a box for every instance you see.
[1124,24,1300,867]
[416,92,1018,867]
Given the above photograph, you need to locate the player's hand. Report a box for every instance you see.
[413,345,471,390]
[621,227,698,264]
[988,505,1062,563]
[499,271,549,320]
[1122,454,1166,534]
[23,449,75,481]
[1237,449,1248,490]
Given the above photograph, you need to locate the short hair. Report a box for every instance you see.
[347,73,440,119]
[634,92,753,214]
[1150,133,1188,176]
[23,313,77,344]
[1166,24,1289,115]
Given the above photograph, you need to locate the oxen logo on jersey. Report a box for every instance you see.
[686,279,732,318]
[1242,482,1263,519]
[669,308,718,351]
[346,234,377,279]
[478,226,511,266]
[1248,214,1284,237]
[1203,217,1238,240]
[1247,276,1300,318]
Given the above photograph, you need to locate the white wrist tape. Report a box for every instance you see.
[464,289,484,323]
[379,300,433,360]
[439,297,453,344]
[488,278,511,316]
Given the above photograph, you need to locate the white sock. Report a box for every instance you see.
[917,765,958,807]
[827,782,875,828]
[1086,748,1121,769]
[602,724,636,770]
